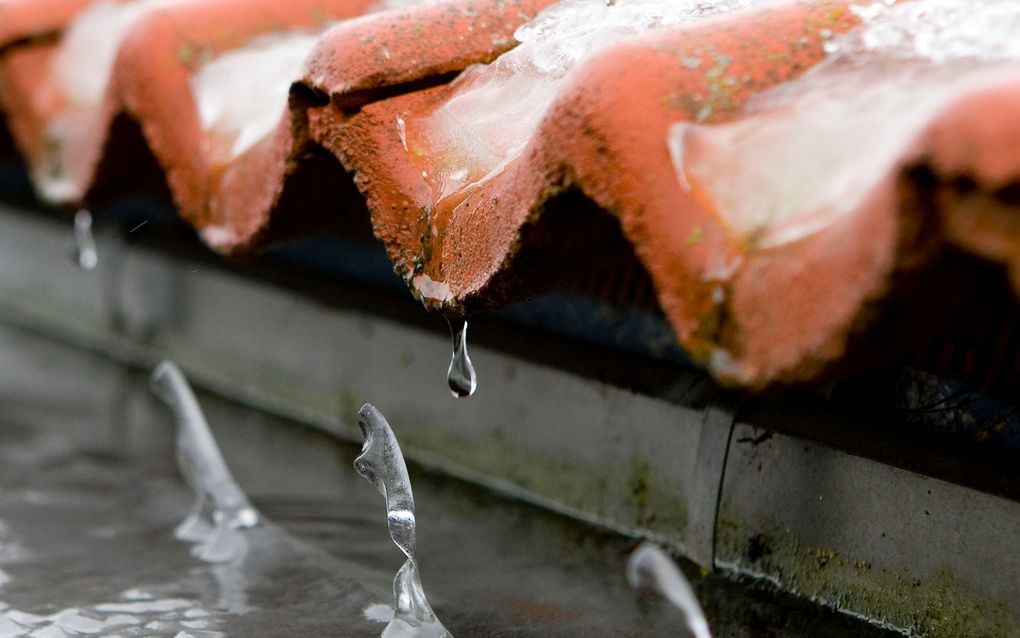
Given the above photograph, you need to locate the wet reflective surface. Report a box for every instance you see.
[0,321,895,637]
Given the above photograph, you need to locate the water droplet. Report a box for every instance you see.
[150,361,259,563]
[355,404,452,638]
[627,543,711,638]
[71,210,98,271]
[445,317,476,399]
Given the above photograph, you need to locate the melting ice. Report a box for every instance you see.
[668,0,1020,250]
[71,210,98,271]
[38,0,192,203]
[151,361,260,563]
[53,0,192,110]
[191,31,324,163]
[404,0,768,207]
[627,543,711,638]
[0,590,224,637]
[355,404,452,638]
[445,318,476,398]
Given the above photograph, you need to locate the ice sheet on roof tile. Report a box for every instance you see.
[669,0,1020,251]
[192,0,437,164]
[370,0,443,11]
[54,0,192,110]
[38,0,192,203]
[191,31,323,163]
[404,0,769,208]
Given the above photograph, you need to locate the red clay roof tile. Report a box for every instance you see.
[86,0,545,253]
[326,0,866,386]
[2,0,1020,389]
[0,0,96,49]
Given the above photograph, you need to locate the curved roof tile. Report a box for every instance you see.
[2,0,1020,389]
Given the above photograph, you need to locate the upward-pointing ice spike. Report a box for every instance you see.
[355,404,451,638]
[71,209,98,271]
[150,360,259,562]
[627,542,712,638]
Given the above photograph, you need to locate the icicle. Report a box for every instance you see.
[150,361,259,563]
[355,404,451,638]
[627,543,711,638]
[71,210,98,271]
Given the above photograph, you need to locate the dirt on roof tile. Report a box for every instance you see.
[2,0,1020,390]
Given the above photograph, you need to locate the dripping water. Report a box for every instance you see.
[355,404,452,638]
[444,317,476,398]
[627,542,712,638]
[150,360,260,563]
[71,209,98,271]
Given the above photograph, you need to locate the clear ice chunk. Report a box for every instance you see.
[355,404,452,638]
[53,0,191,110]
[191,31,323,165]
[405,0,770,207]
[150,361,259,562]
[668,0,1020,251]
[71,210,98,271]
[38,0,191,203]
[627,543,711,638]
[445,318,476,399]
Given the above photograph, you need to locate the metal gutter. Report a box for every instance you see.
[0,202,1016,637]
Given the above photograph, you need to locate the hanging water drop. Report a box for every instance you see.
[150,360,260,563]
[355,404,452,638]
[71,209,98,271]
[445,317,476,399]
[627,543,712,638]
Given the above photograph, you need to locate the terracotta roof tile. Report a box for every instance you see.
[327,0,865,384]
[30,0,549,253]
[2,0,1020,389]
[0,0,96,49]
[301,0,553,111]
[94,0,381,250]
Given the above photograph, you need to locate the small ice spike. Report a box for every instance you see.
[355,404,451,638]
[150,361,259,562]
[627,543,711,638]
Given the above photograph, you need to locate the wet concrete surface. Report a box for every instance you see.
[0,321,897,637]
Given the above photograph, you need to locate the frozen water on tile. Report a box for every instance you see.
[192,31,323,163]
[669,0,1020,251]
[370,0,444,12]
[407,0,768,206]
[39,0,192,202]
[355,405,451,638]
[191,0,442,165]
[628,543,711,638]
[150,361,259,563]
[54,0,192,110]
[828,0,1020,62]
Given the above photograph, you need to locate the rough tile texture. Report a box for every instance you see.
[1,0,1019,389]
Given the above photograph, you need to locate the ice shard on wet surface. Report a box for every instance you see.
[355,404,451,638]
[71,209,97,271]
[150,360,260,563]
[628,542,711,638]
